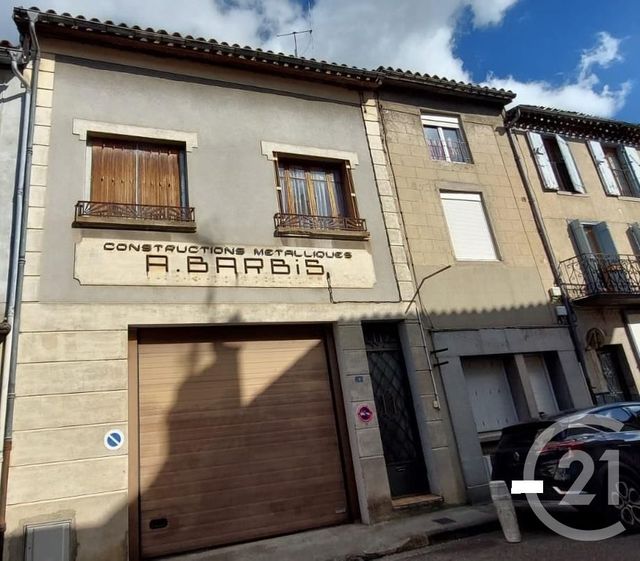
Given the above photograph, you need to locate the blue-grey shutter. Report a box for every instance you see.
[555,135,585,193]
[569,219,602,292]
[569,219,592,255]
[588,140,620,195]
[593,222,618,256]
[527,132,559,190]
[593,221,630,291]
[619,146,640,195]
[629,223,640,254]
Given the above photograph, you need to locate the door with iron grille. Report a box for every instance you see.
[597,346,631,404]
[363,323,429,498]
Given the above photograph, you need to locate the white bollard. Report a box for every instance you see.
[490,480,522,543]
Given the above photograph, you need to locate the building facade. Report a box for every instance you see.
[506,105,640,405]
[374,81,593,502]
[0,8,469,561]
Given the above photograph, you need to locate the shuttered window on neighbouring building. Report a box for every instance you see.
[440,191,498,261]
[276,159,355,218]
[526,132,584,193]
[588,140,640,197]
[90,138,184,207]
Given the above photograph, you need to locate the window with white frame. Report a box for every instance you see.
[527,132,585,193]
[440,191,498,261]
[422,114,471,163]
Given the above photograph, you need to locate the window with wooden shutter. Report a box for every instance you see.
[75,137,195,232]
[440,191,498,261]
[273,158,368,239]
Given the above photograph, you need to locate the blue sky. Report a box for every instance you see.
[455,1,639,121]
[1,0,637,120]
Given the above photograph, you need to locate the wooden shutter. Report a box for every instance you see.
[527,132,559,190]
[138,143,181,207]
[90,139,136,203]
[619,146,640,195]
[555,135,585,193]
[440,192,498,261]
[588,140,620,195]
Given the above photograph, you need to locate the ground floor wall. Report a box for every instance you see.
[433,326,592,503]
[575,308,640,403]
[2,302,465,561]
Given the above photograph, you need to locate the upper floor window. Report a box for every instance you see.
[273,157,368,239]
[440,191,498,261]
[422,114,471,163]
[588,140,640,198]
[74,136,195,232]
[527,132,584,193]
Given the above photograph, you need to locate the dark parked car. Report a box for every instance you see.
[492,403,640,529]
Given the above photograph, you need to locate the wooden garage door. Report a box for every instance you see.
[137,327,350,558]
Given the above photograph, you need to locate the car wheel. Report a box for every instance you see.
[609,474,640,531]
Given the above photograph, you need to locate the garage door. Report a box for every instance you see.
[137,326,350,558]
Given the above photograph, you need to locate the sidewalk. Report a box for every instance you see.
[166,504,498,561]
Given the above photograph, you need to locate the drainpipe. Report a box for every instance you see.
[0,11,40,549]
[504,111,595,404]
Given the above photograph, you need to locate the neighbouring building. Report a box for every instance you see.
[374,75,593,502]
[0,8,472,561]
[0,42,25,385]
[506,105,640,405]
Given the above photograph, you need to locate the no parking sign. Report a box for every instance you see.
[104,429,125,451]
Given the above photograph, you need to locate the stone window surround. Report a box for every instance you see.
[72,119,198,231]
[260,141,359,167]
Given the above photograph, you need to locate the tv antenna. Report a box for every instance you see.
[276,29,312,57]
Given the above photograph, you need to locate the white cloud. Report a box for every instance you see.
[484,32,631,117]
[0,1,632,117]
[578,31,623,83]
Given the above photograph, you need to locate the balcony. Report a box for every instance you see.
[427,139,472,163]
[73,201,196,232]
[558,253,640,306]
[274,213,369,240]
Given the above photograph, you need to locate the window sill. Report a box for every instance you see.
[555,190,589,197]
[73,215,197,233]
[274,226,370,241]
[430,158,474,166]
[618,196,640,203]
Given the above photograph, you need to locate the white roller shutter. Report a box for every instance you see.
[440,192,498,261]
[421,114,460,128]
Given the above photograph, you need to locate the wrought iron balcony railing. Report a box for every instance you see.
[427,139,472,163]
[74,200,196,231]
[558,253,640,303]
[274,213,369,238]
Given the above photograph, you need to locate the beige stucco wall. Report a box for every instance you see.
[513,129,640,396]
[379,93,557,330]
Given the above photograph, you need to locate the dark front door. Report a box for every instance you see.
[363,323,429,498]
[597,345,631,403]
